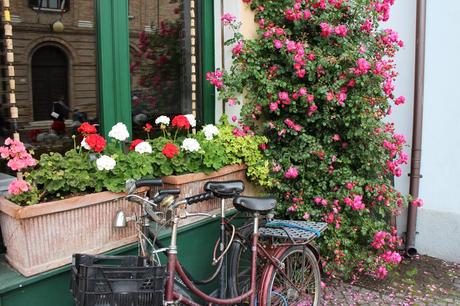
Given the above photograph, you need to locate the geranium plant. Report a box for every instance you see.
[212,0,412,278]
[1,114,270,206]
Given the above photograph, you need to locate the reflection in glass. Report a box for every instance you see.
[0,0,99,158]
[130,0,193,134]
[49,0,58,9]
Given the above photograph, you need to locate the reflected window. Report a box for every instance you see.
[29,0,70,11]
[31,45,69,121]
[130,0,195,132]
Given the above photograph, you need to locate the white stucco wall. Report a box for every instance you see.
[385,1,417,238]
[376,1,460,262]
[415,0,460,262]
[214,1,255,123]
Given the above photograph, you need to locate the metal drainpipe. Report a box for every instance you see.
[406,0,427,257]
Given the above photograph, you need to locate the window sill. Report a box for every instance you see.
[31,7,68,13]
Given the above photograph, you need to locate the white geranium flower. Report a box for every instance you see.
[185,114,196,128]
[155,115,170,126]
[96,155,116,171]
[202,124,219,140]
[108,122,130,141]
[134,141,152,154]
[81,138,91,150]
[181,138,201,152]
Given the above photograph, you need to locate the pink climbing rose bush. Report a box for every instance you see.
[212,0,409,278]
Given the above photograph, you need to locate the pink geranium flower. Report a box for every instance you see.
[8,179,30,196]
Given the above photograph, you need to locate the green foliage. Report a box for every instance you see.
[10,121,269,206]
[217,0,408,278]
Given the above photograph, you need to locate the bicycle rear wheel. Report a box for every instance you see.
[260,245,321,306]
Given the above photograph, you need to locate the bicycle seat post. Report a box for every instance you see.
[219,197,226,299]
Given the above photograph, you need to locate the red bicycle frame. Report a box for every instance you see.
[164,214,262,306]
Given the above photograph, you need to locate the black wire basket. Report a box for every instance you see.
[70,254,165,306]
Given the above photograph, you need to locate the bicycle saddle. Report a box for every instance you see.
[204,180,244,198]
[233,196,276,213]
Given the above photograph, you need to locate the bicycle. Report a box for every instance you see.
[119,178,326,305]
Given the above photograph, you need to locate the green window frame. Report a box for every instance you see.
[96,0,215,136]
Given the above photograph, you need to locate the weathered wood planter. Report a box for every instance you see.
[157,164,257,226]
[0,192,140,277]
[0,164,257,277]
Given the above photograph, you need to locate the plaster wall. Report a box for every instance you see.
[214,1,254,123]
[415,0,460,262]
[385,0,417,237]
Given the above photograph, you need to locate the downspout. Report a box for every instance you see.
[405,0,427,257]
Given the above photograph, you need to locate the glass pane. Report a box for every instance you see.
[0,0,100,161]
[48,0,58,9]
[129,0,195,136]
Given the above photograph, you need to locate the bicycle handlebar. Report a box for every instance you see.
[158,189,181,195]
[135,178,163,188]
[185,192,214,205]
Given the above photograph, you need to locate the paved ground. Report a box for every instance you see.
[322,256,460,305]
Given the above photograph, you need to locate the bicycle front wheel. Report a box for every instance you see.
[260,245,321,306]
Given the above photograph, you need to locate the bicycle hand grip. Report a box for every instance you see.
[135,178,163,188]
[158,189,181,195]
[185,192,214,205]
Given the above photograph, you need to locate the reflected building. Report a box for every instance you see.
[0,0,192,138]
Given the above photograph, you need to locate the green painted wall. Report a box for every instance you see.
[0,219,222,306]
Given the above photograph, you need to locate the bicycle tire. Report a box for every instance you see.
[260,245,321,306]
[227,219,270,300]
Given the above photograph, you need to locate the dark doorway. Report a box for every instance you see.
[32,45,68,121]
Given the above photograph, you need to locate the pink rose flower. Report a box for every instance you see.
[334,25,348,37]
[284,166,299,179]
[221,13,236,25]
[376,266,388,279]
[273,40,283,49]
[412,198,424,207]
[320,22,333,37]
[395,96,406,105]
[269,102,279,111]
[232,41,244,56]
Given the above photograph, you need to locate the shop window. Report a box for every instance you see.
[130,0,198,134]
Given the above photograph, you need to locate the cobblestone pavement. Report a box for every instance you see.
[321,256,460,306]
[322,280,460,305]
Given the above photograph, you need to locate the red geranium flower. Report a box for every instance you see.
[144,123,153,133]
[171,115,190,130]
[162,143,180,159]
[85,134,106,153]
[78,122,97,135]
[129,139,144,151]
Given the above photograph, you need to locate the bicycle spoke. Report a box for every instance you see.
[267,248,319,306]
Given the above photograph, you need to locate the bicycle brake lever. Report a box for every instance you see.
[183,211,217,219]
[126,194,158,207]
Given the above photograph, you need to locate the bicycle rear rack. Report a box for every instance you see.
[259,220,327,243]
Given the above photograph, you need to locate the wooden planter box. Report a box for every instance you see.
[0,192,140,277]
[157,164,258,226]
[0,164,258,277]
